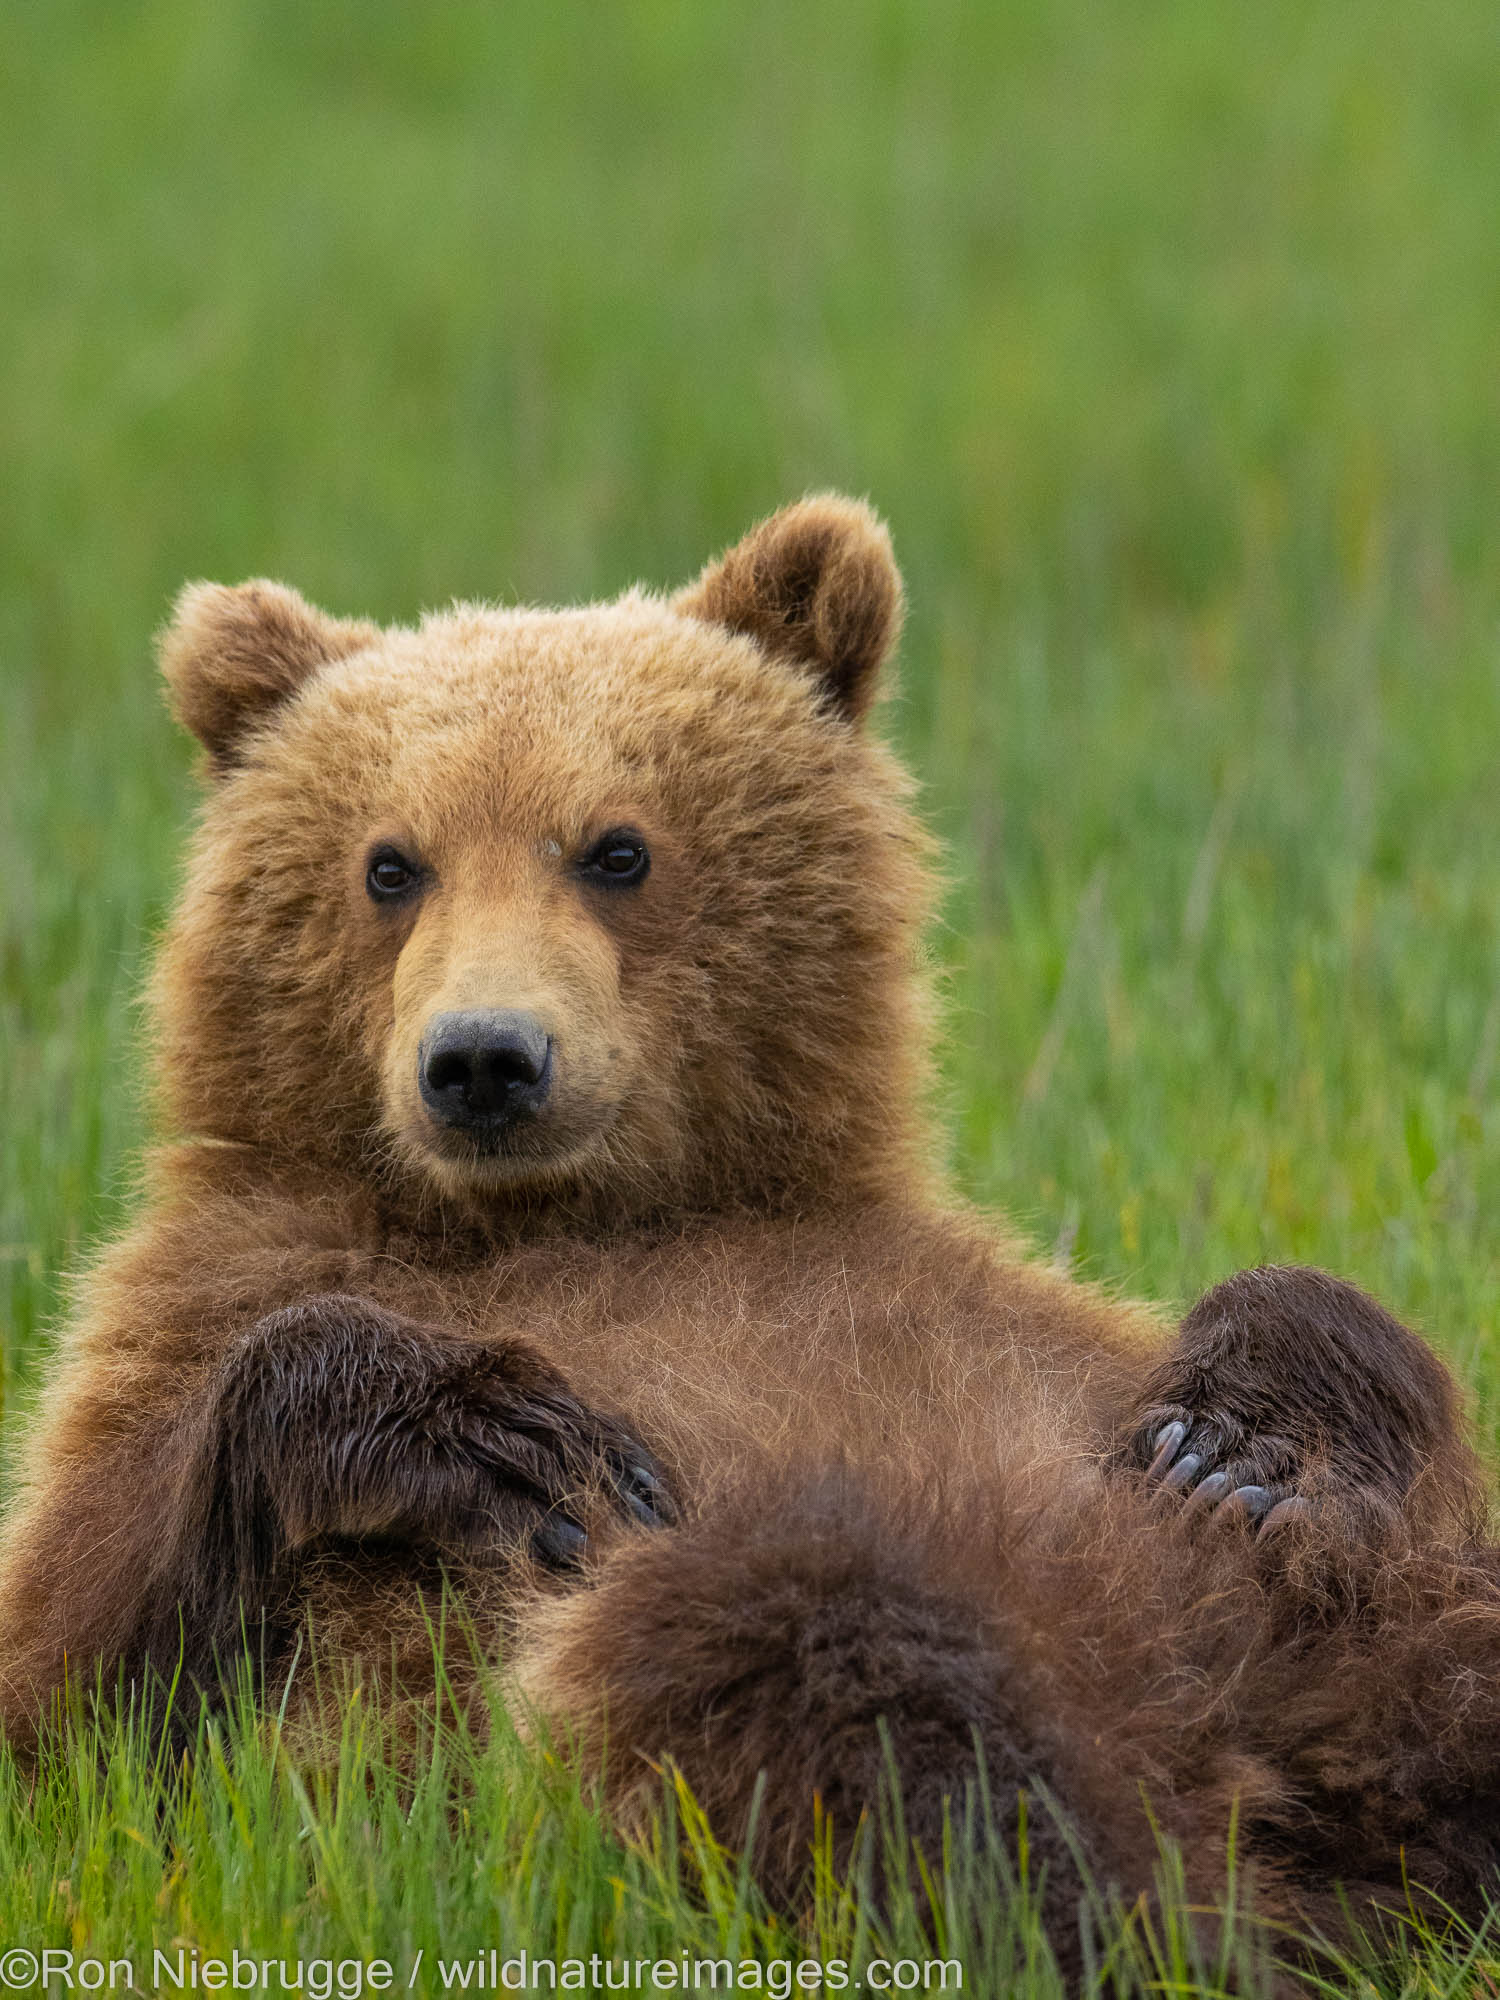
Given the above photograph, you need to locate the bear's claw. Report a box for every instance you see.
[1142,1417,1308,1539]
[1145,1420,1187,1479]
[533,1514,590,1570]
[532,1457,676,1569]
[1216,1481,1274,1523]
[615,1457,676,1528]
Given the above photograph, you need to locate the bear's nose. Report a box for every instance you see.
[418,1010,554,1134]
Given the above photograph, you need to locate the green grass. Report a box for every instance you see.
[6,0,1500,1989]
[0,1671,1292,2000]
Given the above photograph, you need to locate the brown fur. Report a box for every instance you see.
[3,496,1498,1972]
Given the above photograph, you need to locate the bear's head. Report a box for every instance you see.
[154,497,939,1228]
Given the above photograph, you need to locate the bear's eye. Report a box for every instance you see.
[366,846,422,902]
[580,829,651,888]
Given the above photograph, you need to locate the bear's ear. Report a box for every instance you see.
[158,580,379,773]
[672,494,903,723]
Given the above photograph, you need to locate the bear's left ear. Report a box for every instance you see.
[158,580,379,774]
[672,494,903,723]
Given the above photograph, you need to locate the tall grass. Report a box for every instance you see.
[0,1662,1437,1999]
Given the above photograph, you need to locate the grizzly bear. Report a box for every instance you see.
[3,496,1499,1973]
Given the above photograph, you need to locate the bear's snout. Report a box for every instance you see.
[418,1009,554,1141]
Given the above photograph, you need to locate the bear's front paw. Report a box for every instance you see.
[206,1298,678,1574]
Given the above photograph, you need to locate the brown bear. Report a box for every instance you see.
[3,496,1499,1973]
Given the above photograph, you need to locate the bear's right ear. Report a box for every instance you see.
[158,580,379,774]
[672,494,903,724]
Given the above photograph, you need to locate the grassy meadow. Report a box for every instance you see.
[5,0,1500,1989]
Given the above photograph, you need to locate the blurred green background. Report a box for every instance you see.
[6,0,1500,1456]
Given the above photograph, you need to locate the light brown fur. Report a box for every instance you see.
[4,497,1498,1975]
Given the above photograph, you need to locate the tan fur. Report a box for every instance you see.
[3,496,1497,1972]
